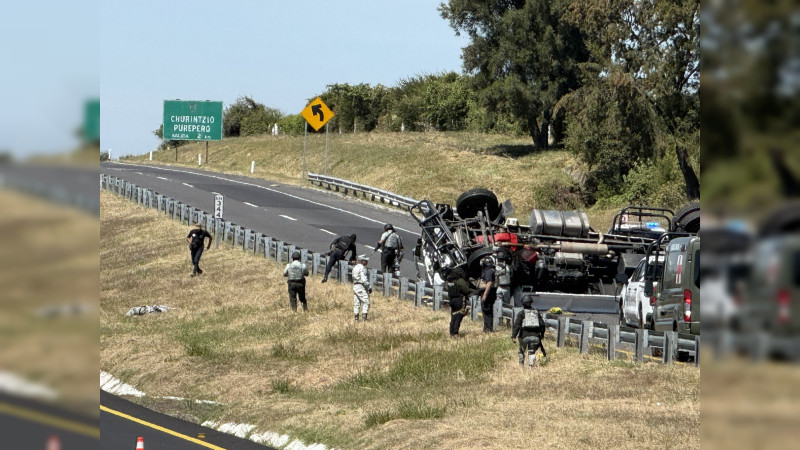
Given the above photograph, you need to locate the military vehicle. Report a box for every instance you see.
[643,233,701,335]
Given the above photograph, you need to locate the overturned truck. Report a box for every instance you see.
[410,188,699,312]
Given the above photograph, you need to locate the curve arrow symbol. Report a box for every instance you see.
[311,104,324,122]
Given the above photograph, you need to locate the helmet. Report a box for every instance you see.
[384,224,394,231]
[481,257,495,268]
[350,234,357,241]
[291,251,301,260]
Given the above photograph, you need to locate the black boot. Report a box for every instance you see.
[362,313,368,321]
[321,277,327,283]
[354,314,359,321]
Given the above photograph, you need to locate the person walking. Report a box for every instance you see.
[283,251,309,312]
[445,267,471,337]
[511,295,547,365]
[352,254,372,321]
[186,223,212,277]
[375,224,403,275]
[322,234,357,283]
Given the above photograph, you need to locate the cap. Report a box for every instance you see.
[384,224,393,231]
[291,251,301,260]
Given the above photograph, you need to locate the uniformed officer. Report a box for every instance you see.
[322,234,357,283]
[283,251,309,312]
[186,223,213,277]
[446,267,471,337]
[494,249,513,307]
[375,224,403,275]
[352,254,372,321]
[480,256,498,332]
[511,295,547,365]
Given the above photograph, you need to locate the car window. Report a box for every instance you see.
[663,251,684,290]
[694,250,700,288]
[751,240,780,285]
[633,261,645,281]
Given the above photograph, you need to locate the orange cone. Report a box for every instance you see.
[136,436,145,449]
[46,435,61,450]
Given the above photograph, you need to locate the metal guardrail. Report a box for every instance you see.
[1,171,99,214]
[307,172,419,210]
[102,173,700,365]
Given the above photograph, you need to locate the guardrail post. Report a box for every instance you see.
[288,244,296,260]
[634,329,647,362]
[300,249,309,268]
[751,331,770,362]
[607,325,619,361]
[244,229,251,250]
[433,285,442,311]
[415,281,425,307]
[382,273,392,297]
[399,277,409,300]
[663,331,678,364]
[277,241,286,262]
[470,295,480,321]
[264,237,271,259]
[338,260,348,283]
[156,194,163,211]
[311,253,320,275]
[579,321,591,355]
[694,336,700,366]
[368,268,378,288]
[557,317,567,347]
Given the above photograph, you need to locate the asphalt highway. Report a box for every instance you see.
[101,162,424,279]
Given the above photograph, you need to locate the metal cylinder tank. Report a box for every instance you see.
[529,209,591,238]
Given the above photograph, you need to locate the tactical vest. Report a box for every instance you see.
[496,263,512,286]
[521,309,541,331]
[335,237,352,251]
[287,261,305,281]
[385,232,400,249]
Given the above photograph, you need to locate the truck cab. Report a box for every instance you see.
[644,234,701,335]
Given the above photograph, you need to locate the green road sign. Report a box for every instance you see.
[84,99,100,142]
[163,100,223,141]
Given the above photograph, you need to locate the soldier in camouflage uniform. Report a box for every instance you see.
[352,254,372,321]
[283,251,309,312]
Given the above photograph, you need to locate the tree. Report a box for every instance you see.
[153,124,182,150]
[440,0,589,148]
[223,96,283,137]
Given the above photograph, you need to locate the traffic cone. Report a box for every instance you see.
[46,435,61,450]
[136,436,145,449]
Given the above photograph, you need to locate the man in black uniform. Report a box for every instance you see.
[480,256,498,332]
[283,251,309,312]
[321,234,357,283]
[511,295,547,365]
[186,223,212,277]
[446,267,471,337]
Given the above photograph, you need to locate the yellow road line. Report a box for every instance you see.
[100,405,225,449]
[0,402,100,439]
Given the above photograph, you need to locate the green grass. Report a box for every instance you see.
[364,399,447,428]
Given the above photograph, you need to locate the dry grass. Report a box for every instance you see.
[101,190,699,449]
[124,132,625,230]
[0,190,98,415]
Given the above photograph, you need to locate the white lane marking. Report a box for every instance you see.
[109,163,419,234]
[280,215,297,221]
[364,245,375,250]
[270,184,278,187]
[136,172,143,175]
[156,176,169,181]
[319,228,337,235]
[182,182,194,188]
[244,202,259,208]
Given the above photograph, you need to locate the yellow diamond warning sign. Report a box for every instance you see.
[301,97,334,131]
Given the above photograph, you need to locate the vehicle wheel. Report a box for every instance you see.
[456,188,502,221]
[466,246,494,279]
[758,200,800,237]
[672,202,700,233]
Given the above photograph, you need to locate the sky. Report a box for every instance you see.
[98,0,469,157]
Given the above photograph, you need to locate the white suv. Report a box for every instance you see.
[620,256,664,328]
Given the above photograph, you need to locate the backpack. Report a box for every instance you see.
[385,231,400,249]
[521,309,541,331]
[335,236,352,252]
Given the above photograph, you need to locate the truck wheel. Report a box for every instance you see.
[466,247,494,279]
[456,188,502,221]
[672,202,700,233]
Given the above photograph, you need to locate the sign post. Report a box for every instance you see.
[301,97,334,179]
[214,194,223,249]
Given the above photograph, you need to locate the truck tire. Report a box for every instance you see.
[466,247,494,279]
[456,188,502,221]
[672,202,700,233]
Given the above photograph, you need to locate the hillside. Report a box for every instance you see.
[124,132,629,230]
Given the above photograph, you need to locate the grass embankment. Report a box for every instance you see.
[0,190,98,415]
[125,132,625,230]
[101,190,699,449]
